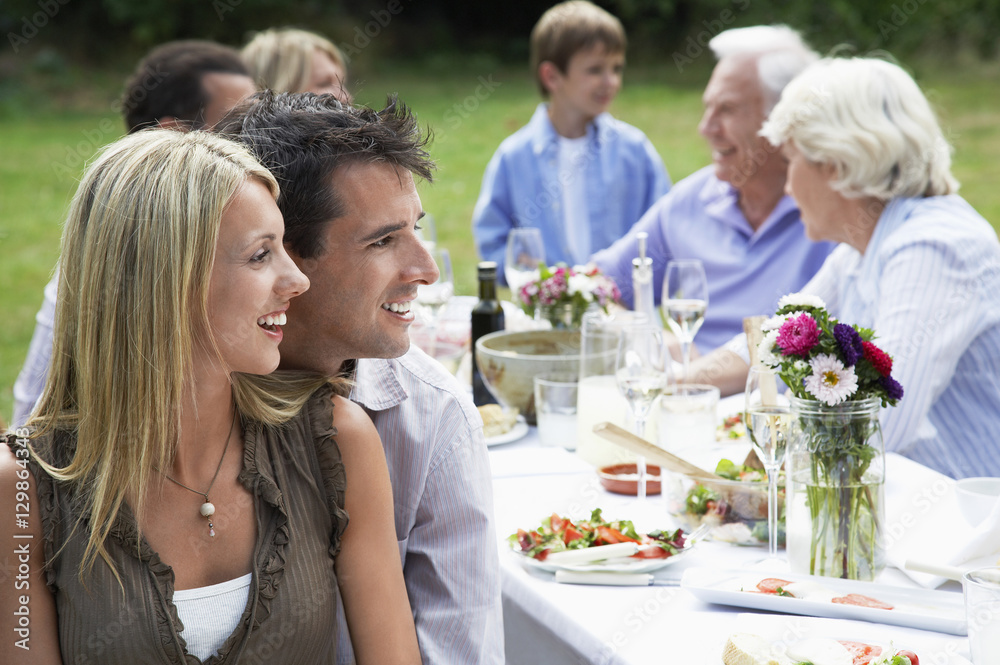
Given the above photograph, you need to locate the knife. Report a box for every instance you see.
[554,570,681,586]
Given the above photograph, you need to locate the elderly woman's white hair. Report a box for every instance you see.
[708,25,818,112]
[761,57,959,200]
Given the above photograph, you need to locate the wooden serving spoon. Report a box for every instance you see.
[592,422,725,482]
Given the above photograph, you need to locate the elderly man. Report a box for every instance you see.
[591,25,835,353]
[215,93,503,665]
[12,40,256,427]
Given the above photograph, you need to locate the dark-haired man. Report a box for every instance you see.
[215,93,503,665]
[122,39,255,132]
[12,40,256,426]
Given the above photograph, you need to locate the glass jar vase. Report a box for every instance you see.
[786,397,885,581]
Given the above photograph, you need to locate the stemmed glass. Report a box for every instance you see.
[745,365,791,563]
[661,259,708,380]
[504,228,545,303]
[615,321,668,500]
[416,247,454,356]
[416,213,437,250]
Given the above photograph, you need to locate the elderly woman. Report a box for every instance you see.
[1,130,419,664]
[242,28,352,103]
[697,57,1000,479]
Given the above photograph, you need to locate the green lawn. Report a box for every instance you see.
[2,61,999,422]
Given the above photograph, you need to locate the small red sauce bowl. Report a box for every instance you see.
[598,463,662,496]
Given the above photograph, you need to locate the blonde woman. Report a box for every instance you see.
[0,130,419,664]
[242,28,352,103]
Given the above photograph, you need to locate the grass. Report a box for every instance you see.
[2,60,999,422]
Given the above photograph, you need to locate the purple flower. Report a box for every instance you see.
[833,323,865,366]
[879,375,904,401]
[776,313,820,357]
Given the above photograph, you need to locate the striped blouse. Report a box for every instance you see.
[802,195,1000,479]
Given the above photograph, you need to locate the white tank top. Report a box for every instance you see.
[173,572,253,660]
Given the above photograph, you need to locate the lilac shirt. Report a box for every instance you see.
[337,349,504,664]
[473,103,670,284]
[591,166,835,351]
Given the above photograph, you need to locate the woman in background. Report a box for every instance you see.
[696,57,1000,479]
[243,27,353,103]
[0,129,419,664]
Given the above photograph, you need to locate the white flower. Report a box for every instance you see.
[567,273,594,301]
[803,353,859,405]
[793,359,809,372]
[757,330,782,367]
[777,293,827,311]
[761,313,790,332]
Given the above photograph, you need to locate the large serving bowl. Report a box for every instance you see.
[475,330,582,425]
[659,443,782,546]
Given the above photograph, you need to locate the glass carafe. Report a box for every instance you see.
[576,309,655,467]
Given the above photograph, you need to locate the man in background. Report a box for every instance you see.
[592,25,834,355]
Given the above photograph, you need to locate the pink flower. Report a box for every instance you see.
[776,313,820,357]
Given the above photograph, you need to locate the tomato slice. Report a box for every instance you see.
[831,593,894,610]
[630,546,669,559]
[563,525,584,544]
[756,578,792,594]
[896,649,919,665]
[549,513,566,534]
[837,641,882,665]
[595,525,621,545]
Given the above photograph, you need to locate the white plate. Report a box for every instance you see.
[708,614,971,665]
[514,534,699,574]
[682,567,967,635]
[485,417,529,447]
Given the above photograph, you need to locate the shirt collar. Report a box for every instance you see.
[349,357,409,412]
[699,173,800,239]
[529,103,609,156]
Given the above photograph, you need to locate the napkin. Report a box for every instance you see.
[885,453,1000,588]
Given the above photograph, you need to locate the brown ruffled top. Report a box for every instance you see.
[8,384,348,664]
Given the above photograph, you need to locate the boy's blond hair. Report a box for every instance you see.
[530,0,626,97]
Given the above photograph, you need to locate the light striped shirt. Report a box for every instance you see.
[800,196,1000,479]
[335,348,504,664]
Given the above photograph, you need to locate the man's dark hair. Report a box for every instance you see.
[214,91,434,259]
[121,40,249,133]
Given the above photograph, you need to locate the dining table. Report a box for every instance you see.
[487,416,977,665]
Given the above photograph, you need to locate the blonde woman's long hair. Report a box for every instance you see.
[242,27,347,94]
[29,129,332,582]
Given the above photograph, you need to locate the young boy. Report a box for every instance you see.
[473,0,670,285]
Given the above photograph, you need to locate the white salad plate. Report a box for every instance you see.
[682,567,967,635]
[485,416,529,447]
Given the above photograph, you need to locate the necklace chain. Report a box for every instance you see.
[162,408,237,537]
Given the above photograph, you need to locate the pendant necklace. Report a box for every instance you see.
[162,409,238,538]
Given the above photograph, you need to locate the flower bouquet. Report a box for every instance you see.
[757,293,903,580]
[518,263,621,330]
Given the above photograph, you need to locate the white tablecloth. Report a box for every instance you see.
[489,430,973,664]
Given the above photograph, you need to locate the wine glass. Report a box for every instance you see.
[416,247,454,355]
[416,213,437,250]
[745,365,791,562]
[615,321,668,500]
[661,259,708,380]
[504,228,545,302]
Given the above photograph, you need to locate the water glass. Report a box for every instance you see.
[656,383,720,454]
[534,373,579,450]
[965,567,1000,664]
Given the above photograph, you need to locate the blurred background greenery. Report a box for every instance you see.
[2,1,999,421]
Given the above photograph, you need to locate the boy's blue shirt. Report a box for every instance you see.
[472,103,670,284]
